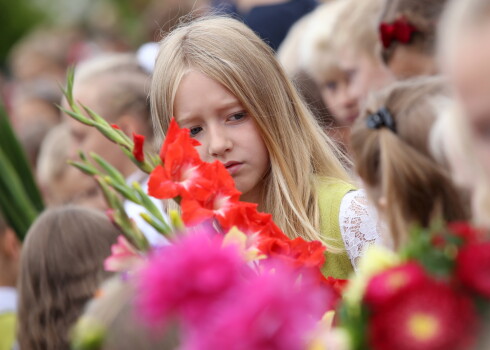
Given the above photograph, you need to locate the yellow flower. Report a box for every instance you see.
[309,327,352,350]
[222,226,266,262]
[344,245,400,305]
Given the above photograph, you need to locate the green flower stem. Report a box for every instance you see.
[68,161,100,177]
[140,213,172,237]
[132,182,167,224]
[91,153,127,185]
[105,177,141,204]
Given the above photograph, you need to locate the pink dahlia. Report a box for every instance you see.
[136,230,246,328]
[185,262,333,350]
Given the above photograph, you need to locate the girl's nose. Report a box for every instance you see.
[207,125,232,158]
[340,87,358,109]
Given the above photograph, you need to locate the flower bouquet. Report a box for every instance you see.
[325,222,490,350]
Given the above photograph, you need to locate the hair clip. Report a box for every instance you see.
[366,107,396,132]
[379,16,418,49]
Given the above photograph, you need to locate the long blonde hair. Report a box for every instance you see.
[150,16,350,245]
[330,0,384,61]
[350,77,469,247]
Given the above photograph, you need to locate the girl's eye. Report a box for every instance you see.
[472,117,490,141]
[189,126,203,137]
[325,81,337,91]
[346,69,357,82]
[228,111,247,122]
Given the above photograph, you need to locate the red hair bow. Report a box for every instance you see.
[379,16,418,49]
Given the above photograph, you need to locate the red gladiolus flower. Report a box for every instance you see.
[259,236,326,269]
[132,132,145,162]
[322,276,348,306]
[456,242,490,297]
[364,262,429,308]
[148,132,207,199]
[218,202,275,235]
[369,280,477,350]
[110,124,121,130]
[180,161,241,225]
[324,276,348,295]
[159,118,200,163]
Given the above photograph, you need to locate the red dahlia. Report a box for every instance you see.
[369,280,477,350]
[456,242,490,297]
[364,262,428,308]
[447,222,482,245]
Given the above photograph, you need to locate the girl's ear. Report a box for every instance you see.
[378,196,388,210]
[0,228,21,261]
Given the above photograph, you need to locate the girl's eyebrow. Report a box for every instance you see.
[178,100,244,125]
[216,100,242,112]
[177,115,200,126]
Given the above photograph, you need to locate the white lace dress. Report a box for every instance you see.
[338,189,390,271]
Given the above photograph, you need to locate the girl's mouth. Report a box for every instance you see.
[224,161,243,175]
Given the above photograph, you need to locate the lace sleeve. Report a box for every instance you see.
[339,189,387,271]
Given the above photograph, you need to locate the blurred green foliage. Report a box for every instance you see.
[0,99,44,241]
[0,0,47,68]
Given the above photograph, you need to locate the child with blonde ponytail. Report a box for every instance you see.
[150,16,383,278]
[350,77,469,248]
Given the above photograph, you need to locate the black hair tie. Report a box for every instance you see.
[366,107,396,133]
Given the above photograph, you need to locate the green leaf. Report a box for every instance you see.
[0,100,44,212]
[0,147,39,240]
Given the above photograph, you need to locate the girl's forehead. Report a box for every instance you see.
[173,71,243,118]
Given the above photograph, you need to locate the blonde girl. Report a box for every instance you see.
[350,77,469,248]
[150,16,383,278]
[289,0,361,151]
[17,206,119,350]
[329,0,393,104]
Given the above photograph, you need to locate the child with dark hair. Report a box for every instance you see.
[17,206,119,350]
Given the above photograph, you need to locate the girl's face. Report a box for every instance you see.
[320,69,359,127]
[338,48,394,104]
[173,70,270,203]
[387,45,437,80]
[450,23,490,173]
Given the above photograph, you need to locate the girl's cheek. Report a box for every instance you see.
[475,143,490,173]
[195,144,207,162]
